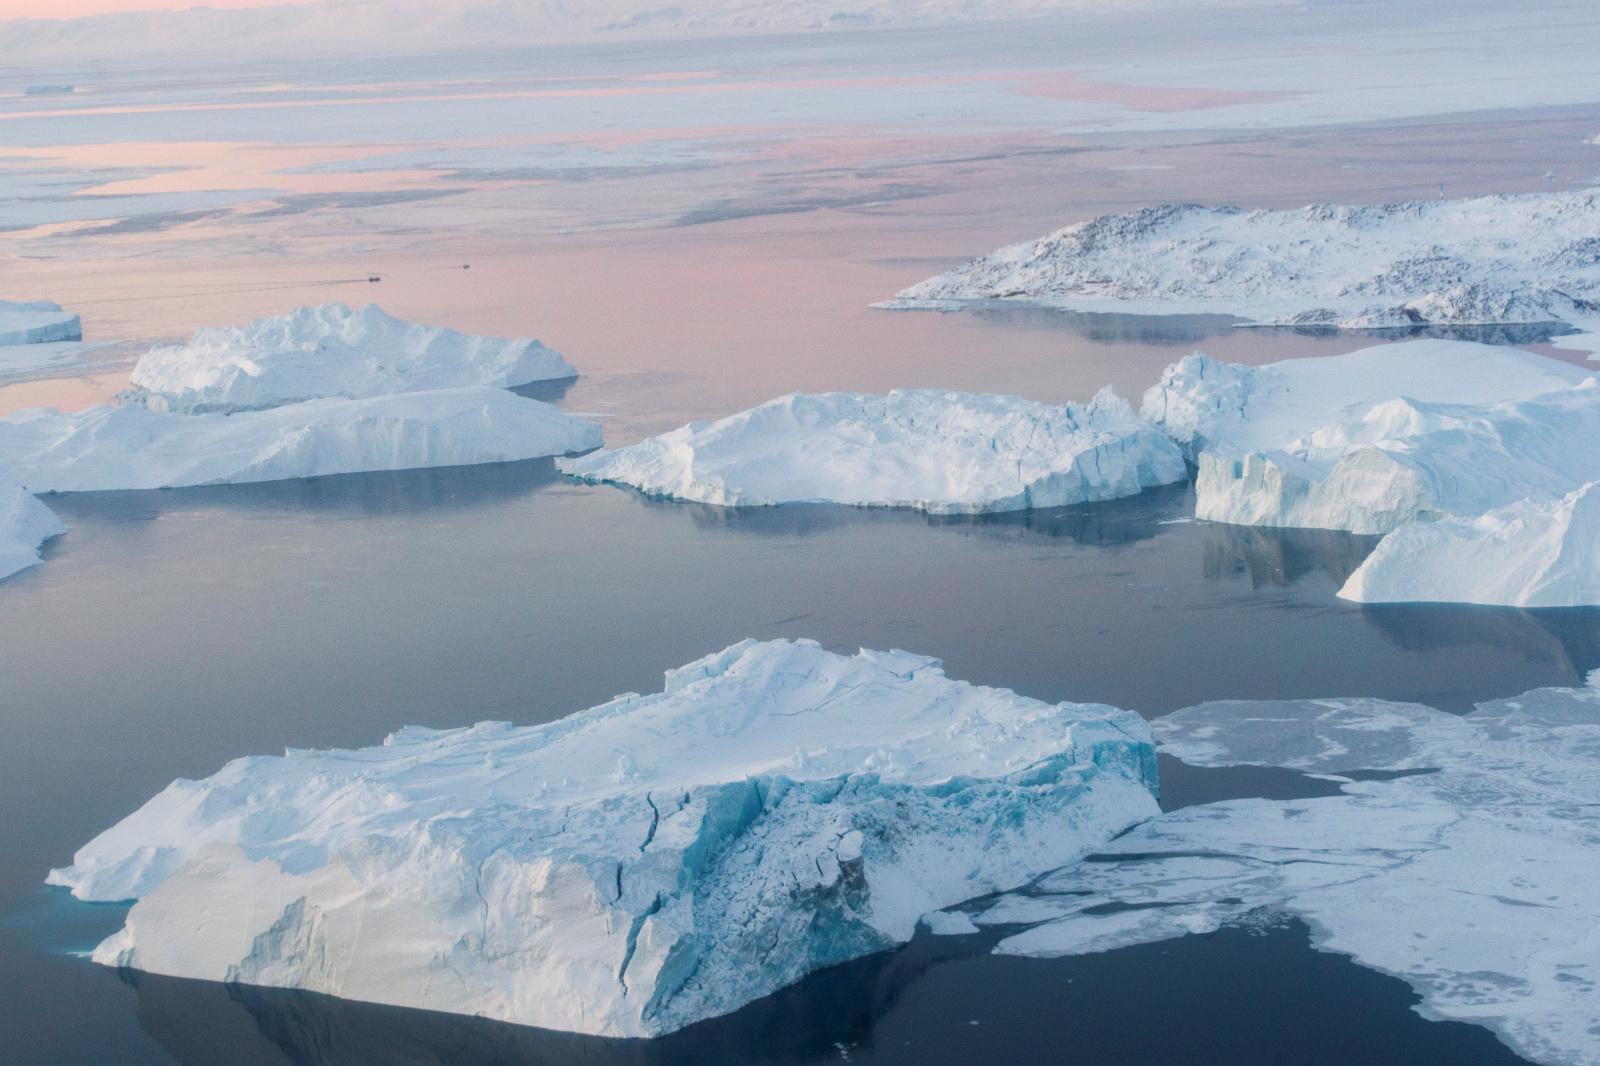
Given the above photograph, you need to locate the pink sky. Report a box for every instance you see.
[2,0,315,19]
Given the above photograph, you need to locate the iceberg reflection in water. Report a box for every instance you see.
[118,920,1526,1066]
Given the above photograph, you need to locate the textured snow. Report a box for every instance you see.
[0,299,81,346]
[556,388,1187,514]
[1339,481,1600,606]
[886,193,1600,329]
[986,679,1600,1066]
[0,387,602,492]
[0,485,65,582]
[1140,341,1595,533]
[49,638,1159,1037]
[122,303,576,415]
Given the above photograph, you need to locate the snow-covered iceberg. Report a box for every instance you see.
[0,387,602,492]
[556,388,1187,514]
[49,638,1159,1037]
[0,299,81,346]
[884,193,1600,328]
[1141,341,1596,533]
[0,485,65,582]
[122,303,577,414]
[1339,481,1600,606]
[978,679,1600,1066]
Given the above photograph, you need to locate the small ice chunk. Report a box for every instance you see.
[0,299,81,346]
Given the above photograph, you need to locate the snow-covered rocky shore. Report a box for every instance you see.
[0,387,601,492]
[557,388,1186,513]
[121,303,576,414]
[51,638,1160,1037]
[883,193,1600,330]
[0,299,82,346]
[0,485,65,581]
[979,677,1600,1066]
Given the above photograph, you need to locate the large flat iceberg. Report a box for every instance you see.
[49,638,1159,1037]
[884,193,1600,328]
[0,485,65,582]
[1339,481,1600,606]
[1141,341,1596,533]
[556,388,1187,513]
[977,679,1600,1066]
[0,299,82,346]
[0,387,602,492]
[122,303,577,414]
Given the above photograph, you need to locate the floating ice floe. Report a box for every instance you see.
[49,638,1159,1037]
[122,303,576,414]
[557,388,1187,513]
[1339,481,1600,606]
[0,485,65,582]
[1141,340,1597,534]
[981,680,1600,1066]
[882,193,1600,329]
[0,299,81,346]
[0,387,602,492]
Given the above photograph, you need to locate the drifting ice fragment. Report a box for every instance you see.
[50,639,1158,1037]
[557,388,1187,514]
[0,299,81,346]
[123,303,577,414]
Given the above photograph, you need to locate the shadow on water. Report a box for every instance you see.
[506,377,579,405]
[632,480,1194,548]
[960,305,1576,348]
[119,918,1528,1066]
[1203,522,1383,590]
[37,458,568,523]
[1360,603,1600,678]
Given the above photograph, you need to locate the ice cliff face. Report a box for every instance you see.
[557,388,1187,514]
[886,193,1600,328]
[49,638,1159,1037]
[978,680,1600,1066]
[0,485,65,582]
[0,387,602,492]
[0,299,81,346]
[1140,341,1595,534]
[1339,481,1600,606]
[123,303,577,414]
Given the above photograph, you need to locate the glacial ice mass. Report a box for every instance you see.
[981,679,1600,1066]
[556,388,1187,513]
[886,193,1600,329]
[0,485,66,582]
[0,387,602,492]
[0,299,82,346]
[49,638,1159,1037]
[123,303,577,414]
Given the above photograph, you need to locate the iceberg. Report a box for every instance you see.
[556,388,1187,514]
[122,303,577,414]
[1339,481,1600,606]
[1141,341,1597,533]
[0,485,66,582]
[0,387,602,492]
[884,193,1600,328]
[0,299,82,346]
[984,679,1600,1066]
[49,638,1159,1037]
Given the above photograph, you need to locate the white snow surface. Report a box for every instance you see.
[1141,341,1597,533]
[983,679,1600,1066]
[123,303,576,415]
[0,299,81,346]
[885,193,1600,329]
[0,387,602,492]
[0,485,65,582]
[49,638,1159,1037]
[1339,481,1600,606]
[556,387,1187,513]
